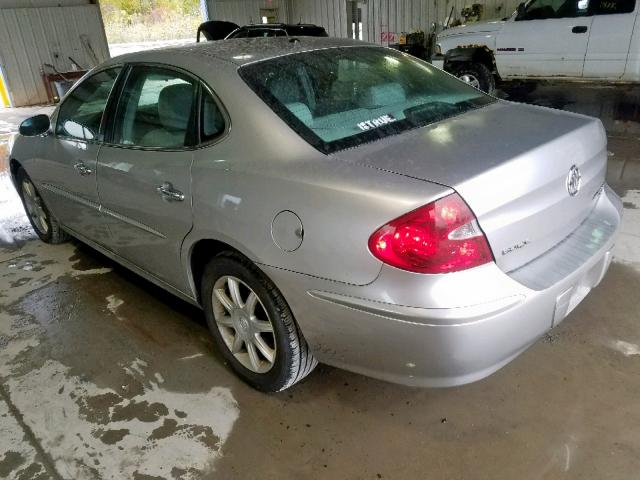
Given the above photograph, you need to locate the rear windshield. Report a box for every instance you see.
[239,46,495,154]
[285,26,328,36]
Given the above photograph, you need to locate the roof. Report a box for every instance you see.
[108,37,375,67]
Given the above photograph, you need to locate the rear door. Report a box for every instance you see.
[583,0,637,78]
[496,0,592,78]
[42,67,121,242]
[97,65,198,292]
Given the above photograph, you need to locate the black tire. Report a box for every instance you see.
[456,62,496,95]
[16,168,68,244]
[201,252,317,392]
[501,80,538,97]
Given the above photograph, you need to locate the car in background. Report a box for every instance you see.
[9,37,622,392]
[196,20,327,42]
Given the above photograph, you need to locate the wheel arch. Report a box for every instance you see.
[9,158,22,187]
[186,236,259,305]
[444,46,497,75]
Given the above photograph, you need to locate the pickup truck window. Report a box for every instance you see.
[518,0,590,19]
[594,0,635,14]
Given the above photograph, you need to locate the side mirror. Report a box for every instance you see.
[516,2,526,18]
[19,114,50,137]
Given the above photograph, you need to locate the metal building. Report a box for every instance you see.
[0,0,109,107]
[205,0,522,45]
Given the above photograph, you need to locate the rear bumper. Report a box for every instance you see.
[262,185,622,387]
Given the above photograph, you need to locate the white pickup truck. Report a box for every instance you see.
[431,0,640,93]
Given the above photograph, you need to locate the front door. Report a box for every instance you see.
[40,67,121,243]
[496,0,592,78]
[583,0,638,78]
[97,66,196,291]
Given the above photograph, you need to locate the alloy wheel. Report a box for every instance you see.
[21,179,49,235]
[212,275,277,374]
[459,73,481,89]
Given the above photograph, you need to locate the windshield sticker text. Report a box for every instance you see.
[357,114,396,131]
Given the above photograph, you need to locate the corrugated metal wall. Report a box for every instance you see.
[290,0,349,38]
[207,0,290,26]
[329,0,521,45]
[0,4,109,107]
[207,0,521,44]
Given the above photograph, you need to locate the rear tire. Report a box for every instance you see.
[201,252,317,392]
[456,62,496,95]
[16,168,68,244]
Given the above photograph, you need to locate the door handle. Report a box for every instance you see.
[572,26,588,33]
[73,161,93,176]
[156,182,185,202]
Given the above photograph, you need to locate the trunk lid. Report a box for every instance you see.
[335,101,607,273]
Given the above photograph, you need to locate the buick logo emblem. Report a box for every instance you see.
[566,165,581,197]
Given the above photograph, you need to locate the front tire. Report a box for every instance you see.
[16,168,68,244]
[201,253,317,392]
[456,62,496,95]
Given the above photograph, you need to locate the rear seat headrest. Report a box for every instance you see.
[158,83,194,132]
[286,102,313,125]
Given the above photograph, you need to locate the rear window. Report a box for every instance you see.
[285,26,328,36]
[239,47,495,154]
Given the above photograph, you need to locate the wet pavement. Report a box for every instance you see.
[0,87,640,479]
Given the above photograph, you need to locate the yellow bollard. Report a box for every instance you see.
[0,73,10,107]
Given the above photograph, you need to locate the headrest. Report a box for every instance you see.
[359,83,406,108]
[158,83,194,132]
[267,73,303,105]
[286,102,313,125]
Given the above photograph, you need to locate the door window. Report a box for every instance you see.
[594,0,635,14]
[200,87,226,142]
[55,68,121,141]
[518,0,591,19]
[113,67,196,148]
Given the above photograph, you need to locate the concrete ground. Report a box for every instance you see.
[0,85,639,480]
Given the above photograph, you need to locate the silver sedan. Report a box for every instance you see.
[9,37,622,391]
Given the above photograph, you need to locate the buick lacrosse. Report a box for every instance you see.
[9,37,622,391]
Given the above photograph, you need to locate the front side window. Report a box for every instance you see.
[240,47,494,154]
[594,0,635,14]
[56,68,121,141]
[113,67,196,148]
[518,0,590,19]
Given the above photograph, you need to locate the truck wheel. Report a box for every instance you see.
[456,63,496,95]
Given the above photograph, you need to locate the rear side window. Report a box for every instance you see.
[594,0,635,14]
[201,87,226,142]
[240,47,494,154]
[56,68,121,141]
[227,28,248,38]
[113,67,196,148]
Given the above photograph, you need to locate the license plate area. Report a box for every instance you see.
[552,250,613,327]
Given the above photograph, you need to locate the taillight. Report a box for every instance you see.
[368,193,493,274]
